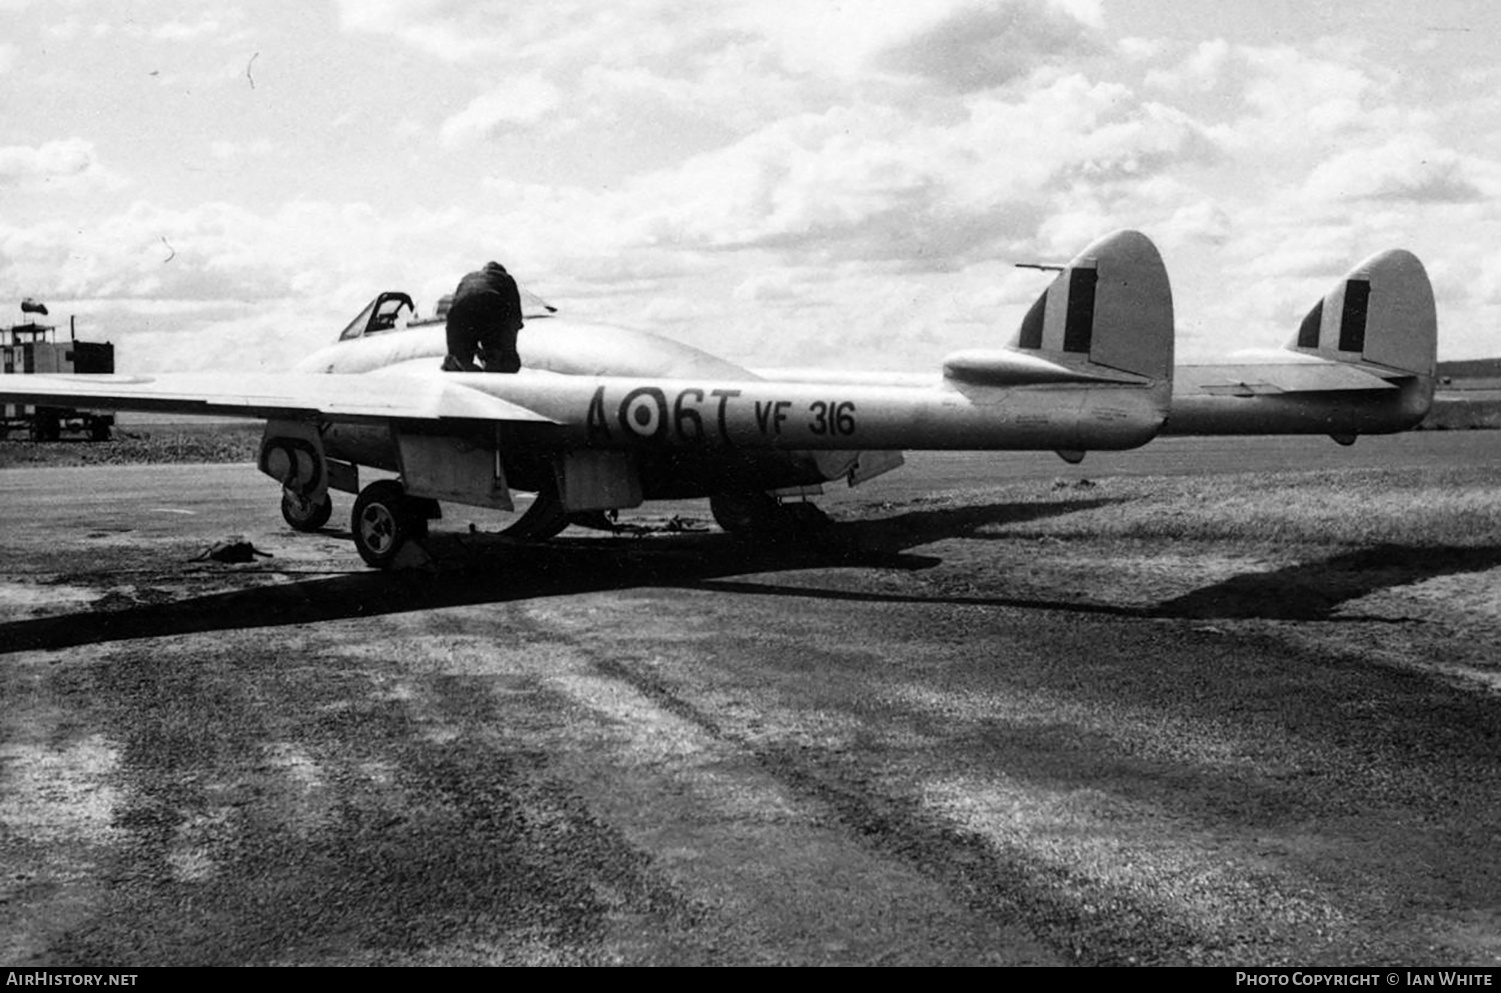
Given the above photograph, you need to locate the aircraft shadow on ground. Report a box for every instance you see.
[6,498,1498,653]
[0,498,1116,653]
[1151,544,1501,620]
[693,542,1501,622]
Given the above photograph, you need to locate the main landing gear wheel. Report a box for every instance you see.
[711,491,831,538]
[709,490,780,535]
[281,488,333,532]
[351,479,430,569]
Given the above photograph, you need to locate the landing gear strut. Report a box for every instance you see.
[497,479,571,541]
[351,479,430,569]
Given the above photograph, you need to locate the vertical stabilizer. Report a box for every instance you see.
[1011,229,1175,382]
[1288,248,1436,378]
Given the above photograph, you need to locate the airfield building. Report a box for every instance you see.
[1,313,115,441]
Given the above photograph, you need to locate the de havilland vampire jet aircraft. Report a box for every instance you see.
[0,231,1176,568]
[0,231,1436,570]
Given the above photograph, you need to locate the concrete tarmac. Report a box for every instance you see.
[2,433,1499,965]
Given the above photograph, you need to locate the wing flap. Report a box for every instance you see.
[0,372,558,424]
[1196,381,1285,397]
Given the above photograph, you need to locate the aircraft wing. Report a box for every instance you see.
[0,371,558,424]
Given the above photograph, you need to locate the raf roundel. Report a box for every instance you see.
[620,387,668,440]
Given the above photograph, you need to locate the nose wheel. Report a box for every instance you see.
[351,480,430,569]
[281,488,333,532]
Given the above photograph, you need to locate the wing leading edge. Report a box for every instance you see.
[0,371,558,425]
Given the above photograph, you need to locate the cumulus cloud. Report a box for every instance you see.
[334,0,561,63]
[148,16,226,41]
[544,68,1220,279]
[353,4,811,151]
[337,1,970,83]
[1214,44,1405,153]
[732,270,802,304]
[1161,199,1234,247]
[0,198,493,372]
[338,1,1109,116]
[728,2,956,80]
[1143,39,1232,93]
[10,1,1501,368]
[1469,252,1501,307]
[0,139,123,192]
[879,0,1106,91]
[3,199,402,309]
[1303,138,1487,204]
[108,4,251,45]
[439,74,564,145]
[208,139,277,160]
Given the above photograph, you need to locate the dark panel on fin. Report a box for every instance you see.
[1297,300,1323,349]
[1017,291,1046,349]
[1063,268,1097,353]
[1338,279,1370,353]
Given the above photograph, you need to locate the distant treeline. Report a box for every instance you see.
[1438,357,1501,382]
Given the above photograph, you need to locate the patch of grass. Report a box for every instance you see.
[1419,396,1501,431]
[0,423,261,468]
[909,466,1501,552]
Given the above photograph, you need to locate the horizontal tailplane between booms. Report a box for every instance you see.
[942,229,1175,387]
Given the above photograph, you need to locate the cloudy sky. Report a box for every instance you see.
[3,0,1499,374]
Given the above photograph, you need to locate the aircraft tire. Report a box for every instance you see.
[281,488,334,532]
[709,490,780,535]
[351,480,428,569]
